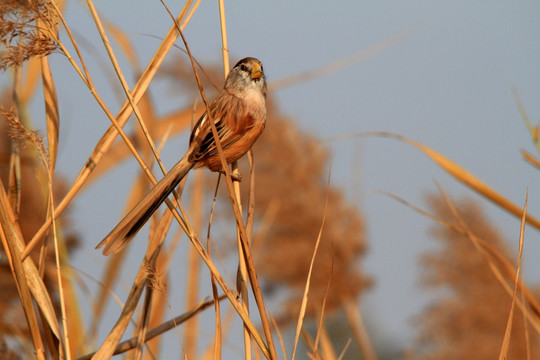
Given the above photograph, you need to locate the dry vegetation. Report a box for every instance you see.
[0,1,539,360]
[408,195,540,359]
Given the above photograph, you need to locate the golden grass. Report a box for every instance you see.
[3,1,355,358]
[2,1,538,359]
[499,192,527,359]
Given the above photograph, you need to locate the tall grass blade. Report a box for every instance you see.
[343,299,377,360]
[40,55,59,171]
[92,241,162,358]
[511,85,540,154]
[499,192,527,359]
[291,167,332,360]
[357,132,540,230]
[78,296,225,359]
[0,180,48,358]
[25,0,196,256]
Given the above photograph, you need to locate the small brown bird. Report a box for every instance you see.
[96,57,267,255]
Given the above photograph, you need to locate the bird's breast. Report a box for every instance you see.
[244,91,266,125]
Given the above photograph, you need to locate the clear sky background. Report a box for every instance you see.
[12,1,540,357]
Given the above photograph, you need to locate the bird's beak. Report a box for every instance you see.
[251,63,262,79]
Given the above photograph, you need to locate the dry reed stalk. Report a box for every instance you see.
[199,304,239,360]
[236,179,252,360]
[2,78,80,358]
[59,255,88,356]
[311,255,333,360]
[183,170,205,359]
[24,0,197,256]
[299,329,320,360]
[207,178,223,360]
[343,299,377,360]
[38,47,85,352]
[113,206,174,357]
[319,323,338,360]
[89,0,197,254]
[143,131,183,360]
[16,89,74,358]
[240,151,259,358]
[33,5,75,354]
[78,296,225,359]
[210,264,223,360]
[91,228,163,358]
[215,3,252,357]
[40,56,58,172]
[47,176,70,359]
[521,149,540,171]
[86,0,174,193]
[212,4,245,360]
[160,3,276,357]
[2,1,281,358]
[351,132,540,231]
[83,107,193,189]
[498,193,527,359]
[0,105,80,358]
[92,111,176,346]
[336,339,353,360]
[139,240,173,360]
[91,96,166,345]
[270,315,288,360]
[5,4,209,354]
[291,169,331,360]
[521,275,533,360]
[135,211,177,360]
[512,85,540,155]
[110,153,193,359]
[0,181,46,360]
[105,21,141,72]
[8,70,23,217]
[78,9,190,350]
[133,287,153,360]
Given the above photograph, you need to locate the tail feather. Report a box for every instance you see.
[96,155,194,255]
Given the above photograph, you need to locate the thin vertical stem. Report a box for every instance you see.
[217,1,252,358]
[218,0,229,77]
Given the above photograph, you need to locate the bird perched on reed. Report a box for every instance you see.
[96,57,267,255]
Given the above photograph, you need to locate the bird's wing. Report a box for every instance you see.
[189,94,253,162]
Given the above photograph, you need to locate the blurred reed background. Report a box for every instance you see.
[1,1,540,359]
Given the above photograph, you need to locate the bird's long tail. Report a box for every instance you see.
[96,154,194,255]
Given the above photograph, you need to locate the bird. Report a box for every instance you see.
[96,57,267,255]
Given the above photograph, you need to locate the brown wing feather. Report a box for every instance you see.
[188,92,255,165]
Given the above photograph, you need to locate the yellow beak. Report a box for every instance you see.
[251,63,262,79]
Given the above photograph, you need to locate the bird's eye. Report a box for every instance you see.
[240,64,248,72]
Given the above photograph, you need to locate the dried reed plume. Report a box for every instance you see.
[0,0,59,70]
[2,106,47,162]
[408,194,540,359]
[249,104,372,324]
